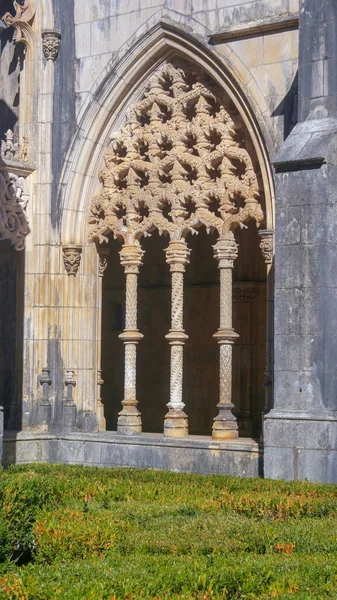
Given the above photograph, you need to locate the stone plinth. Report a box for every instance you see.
[3,431,262,478]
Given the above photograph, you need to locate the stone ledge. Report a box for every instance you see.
[209,16,299,45]
[2,431,263,477]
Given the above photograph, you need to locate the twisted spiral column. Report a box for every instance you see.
[212,233,239,440]
[96,248,109,430]
[164,240,190,438]
[117,244,144,435]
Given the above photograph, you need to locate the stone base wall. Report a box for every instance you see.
[2,431,262,477]
[264,411,337,483]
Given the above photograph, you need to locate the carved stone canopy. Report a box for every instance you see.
[89,58,265,247]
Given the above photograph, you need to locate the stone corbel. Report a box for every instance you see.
[63,244,82,277]
[1,0,36,48]
[42,29,61,61]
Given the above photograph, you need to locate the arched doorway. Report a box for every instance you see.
[91,57,268,440]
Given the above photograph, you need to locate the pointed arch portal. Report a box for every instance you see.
[89,57,272,440]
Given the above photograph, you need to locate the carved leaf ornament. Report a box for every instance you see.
[89,59,264,246]
[0,170,29,250]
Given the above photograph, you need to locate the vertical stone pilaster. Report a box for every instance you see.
[62,369,77,432]
[258,230,274,421]
[38,367,52,430]
[117,244,144,435]
[212,233,239,440]
[96,248,109,431]
[164,240,190,438]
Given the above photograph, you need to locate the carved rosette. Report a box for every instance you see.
[42,29,61,61]
[0,168,29,250]
[258,229,274,264]
[63,245,82,276]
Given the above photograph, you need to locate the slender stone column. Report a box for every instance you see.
[96,248,109,431]
[212,233,239,440]
[258,230,274,417]
[164,240,190,437]
[117,244,144,435]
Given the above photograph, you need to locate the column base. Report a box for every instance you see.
[117,400,142,435]
[62,401,77,432]
[38,401,52,430]
[212,402,238,440]
[96,400,106,431]
[164,408,188,438]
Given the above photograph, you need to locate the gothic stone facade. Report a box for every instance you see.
[1,0,337,483]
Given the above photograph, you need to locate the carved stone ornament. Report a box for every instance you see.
[63,244,82,276]
[98,248,109,277]
[89,58,264,246]
[0,167,29,250]
[42,29,61,61]
[89,58,266,439]
[258,229,273,264]
[1,0,36,46]
[1,129,29,164]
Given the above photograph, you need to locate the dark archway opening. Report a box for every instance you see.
[0,240,24,430]
[101,224,266,438]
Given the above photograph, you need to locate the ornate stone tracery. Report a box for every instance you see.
[89,58,265,437]
[89,59,264,246]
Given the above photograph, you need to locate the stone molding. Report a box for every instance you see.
[0,164,29,250]
[62,245,82,276]
[1,0,36,47]
[42,29,61,61]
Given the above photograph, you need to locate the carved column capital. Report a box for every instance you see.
[213,234,238,269]
[258,229,274,264]
[165,240,191,273]
[42,29,61,61]
[98,248,109,277]
[119,244,144,274]
[63,244,82,276]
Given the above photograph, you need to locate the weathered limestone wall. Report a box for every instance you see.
[264,0,337,483]
[5,1,299,445]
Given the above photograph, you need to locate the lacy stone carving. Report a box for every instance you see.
[89,58,264,246]
[1,130,29,164]
[0,168,29,250]
[2,0,36,46]
[89,58,265,438]
[42,29,61,61]
[63,245,82,276]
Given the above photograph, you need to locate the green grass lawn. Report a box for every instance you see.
[1,465,337,599]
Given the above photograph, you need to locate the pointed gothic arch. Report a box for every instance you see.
[59,21,275,248]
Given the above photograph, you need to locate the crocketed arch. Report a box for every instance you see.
[89,58,264,245]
